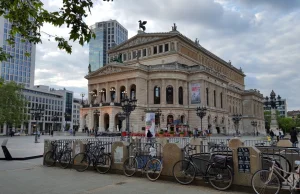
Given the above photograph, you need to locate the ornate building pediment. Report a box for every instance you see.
[116,36,162,50]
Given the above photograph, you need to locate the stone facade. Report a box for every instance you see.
[80,29,265,135]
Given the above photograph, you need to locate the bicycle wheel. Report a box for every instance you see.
[123,156,137,177]
[172,160,196,185]
[59,151,71,169]
[145,158,162,181]
[207,165,233,191]
[44,151,56,167]
[95,154,112,174]
[73,153,90,172]
[251,169,281,194]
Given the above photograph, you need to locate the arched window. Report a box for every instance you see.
[220,92,223,108]
[180,115,185,123]
[154,86,160,104]
[213,90,216,107]
[167,115,174,125]
[110,87,116,102]
[120,86,126,101]
[206,88,209,106]
[166,85,173,104]
[130,84,136,99]
[178,86,183,105]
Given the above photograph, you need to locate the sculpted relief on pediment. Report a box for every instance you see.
[98,66,122,75]
[117,37,161,50]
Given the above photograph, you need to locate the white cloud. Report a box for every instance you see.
[35,0,300,110]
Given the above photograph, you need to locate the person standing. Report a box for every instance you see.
[269,130,274,140]
[146,130,153,142]
[290,127,298,147]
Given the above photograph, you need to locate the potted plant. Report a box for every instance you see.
[170,131,175,137]
[180,131,184,137]
[159,130,164,137]
[188,131,193,137]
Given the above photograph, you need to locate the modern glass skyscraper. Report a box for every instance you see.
[89,20,128,72]
[0,16,36,88]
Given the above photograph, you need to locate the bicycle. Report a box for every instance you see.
[73,141,112,174]
[123,143,163,181]
[172,144,233,191]
[44,141,72,169]
[144,138,158,152]
[210,141,230,152]
[252,159,300,194]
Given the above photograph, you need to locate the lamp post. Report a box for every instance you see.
[80,92,85,105]
[196,106,207,137]
[110,87,116,102]
[29,105,44,143]
[251,121,258,136]
[93,109,100,137]
[51,112,59,135]
[155,108,162,128]
[120,96,137,142]
[232,114,242,136]
[89,91,97,105]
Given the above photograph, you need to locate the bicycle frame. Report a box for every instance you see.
[268,160,300,190]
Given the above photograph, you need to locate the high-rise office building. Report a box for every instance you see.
[89,20,128,72]
[0,16,36,87]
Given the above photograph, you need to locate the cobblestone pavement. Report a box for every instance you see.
[0,158,249,194]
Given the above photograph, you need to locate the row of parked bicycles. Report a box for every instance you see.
[43,140,234,191]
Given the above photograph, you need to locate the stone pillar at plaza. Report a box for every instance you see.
[270,108,279,131]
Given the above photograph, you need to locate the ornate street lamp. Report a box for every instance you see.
[120,96,137,142]
[110,87,116,102]
[196,106,207,135]
[89,90,97,105]
[251,121,258,136]
[232,114,242,136]
[29,105,44,143]
[80,92,85,105]
[264,90,282,109]
[51,112,59,135]
[155,108,162,127]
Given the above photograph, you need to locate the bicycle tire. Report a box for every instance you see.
[73,153,90,172]
[59,151,71,169]
[145,158,162,181]
[172,160,196,185]
[123,156,137,177]
[251,169,281,194]
[207,165,233,191]
[44,151,56,167]
[95,154,112,174]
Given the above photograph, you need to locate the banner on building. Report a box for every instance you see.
[191,83,201,104]
[145,113,156,137]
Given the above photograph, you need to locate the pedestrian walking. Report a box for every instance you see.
[290,127,298,147]
[146,130,153,142]
[269,130,274,140]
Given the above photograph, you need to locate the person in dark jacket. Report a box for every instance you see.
[290,127,298,147]
[147,130,153,142]
[269,130,274,140]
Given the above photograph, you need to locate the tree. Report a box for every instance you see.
[0,79,28,130]
[278,117,295,134]
[0,0,112,61]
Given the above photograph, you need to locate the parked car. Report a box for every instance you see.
[14,132,20,136]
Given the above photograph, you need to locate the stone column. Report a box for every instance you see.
[99,114,105,132]
[106,82,109,102]
[98,114,102,132]
[109,113,114,132]
[79,115,84,132]
[175,79,178,105]
[148,79,152,105]
[88,109,94,130]
[115,81,119,103]
[161,79,166,105]
[28,122,31,134]
[97,84,100,103]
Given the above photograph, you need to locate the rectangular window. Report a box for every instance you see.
[164,44,169,52]
[143,48,147,57]
[137,50,141,58]
[133,51,137,59]
[153,46,157,54]
[123,53,127,61]
[159,45,163,53]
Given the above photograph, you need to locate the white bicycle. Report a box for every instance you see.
[252,159,300,194]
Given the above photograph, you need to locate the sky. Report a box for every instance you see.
[37,0,300,111]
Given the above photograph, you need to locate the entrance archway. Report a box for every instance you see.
[104,114,109,131]
[115,114,123,132]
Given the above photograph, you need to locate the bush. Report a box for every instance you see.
[170,131,174,134]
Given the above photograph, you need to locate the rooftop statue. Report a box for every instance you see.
[138,20,147,31]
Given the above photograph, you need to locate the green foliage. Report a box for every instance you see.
[0,0,96,61]
[0,79,28,126]
[278,117,295,133]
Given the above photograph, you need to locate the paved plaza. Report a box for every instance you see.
[0,135,266,194]
[0,158,249,194]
